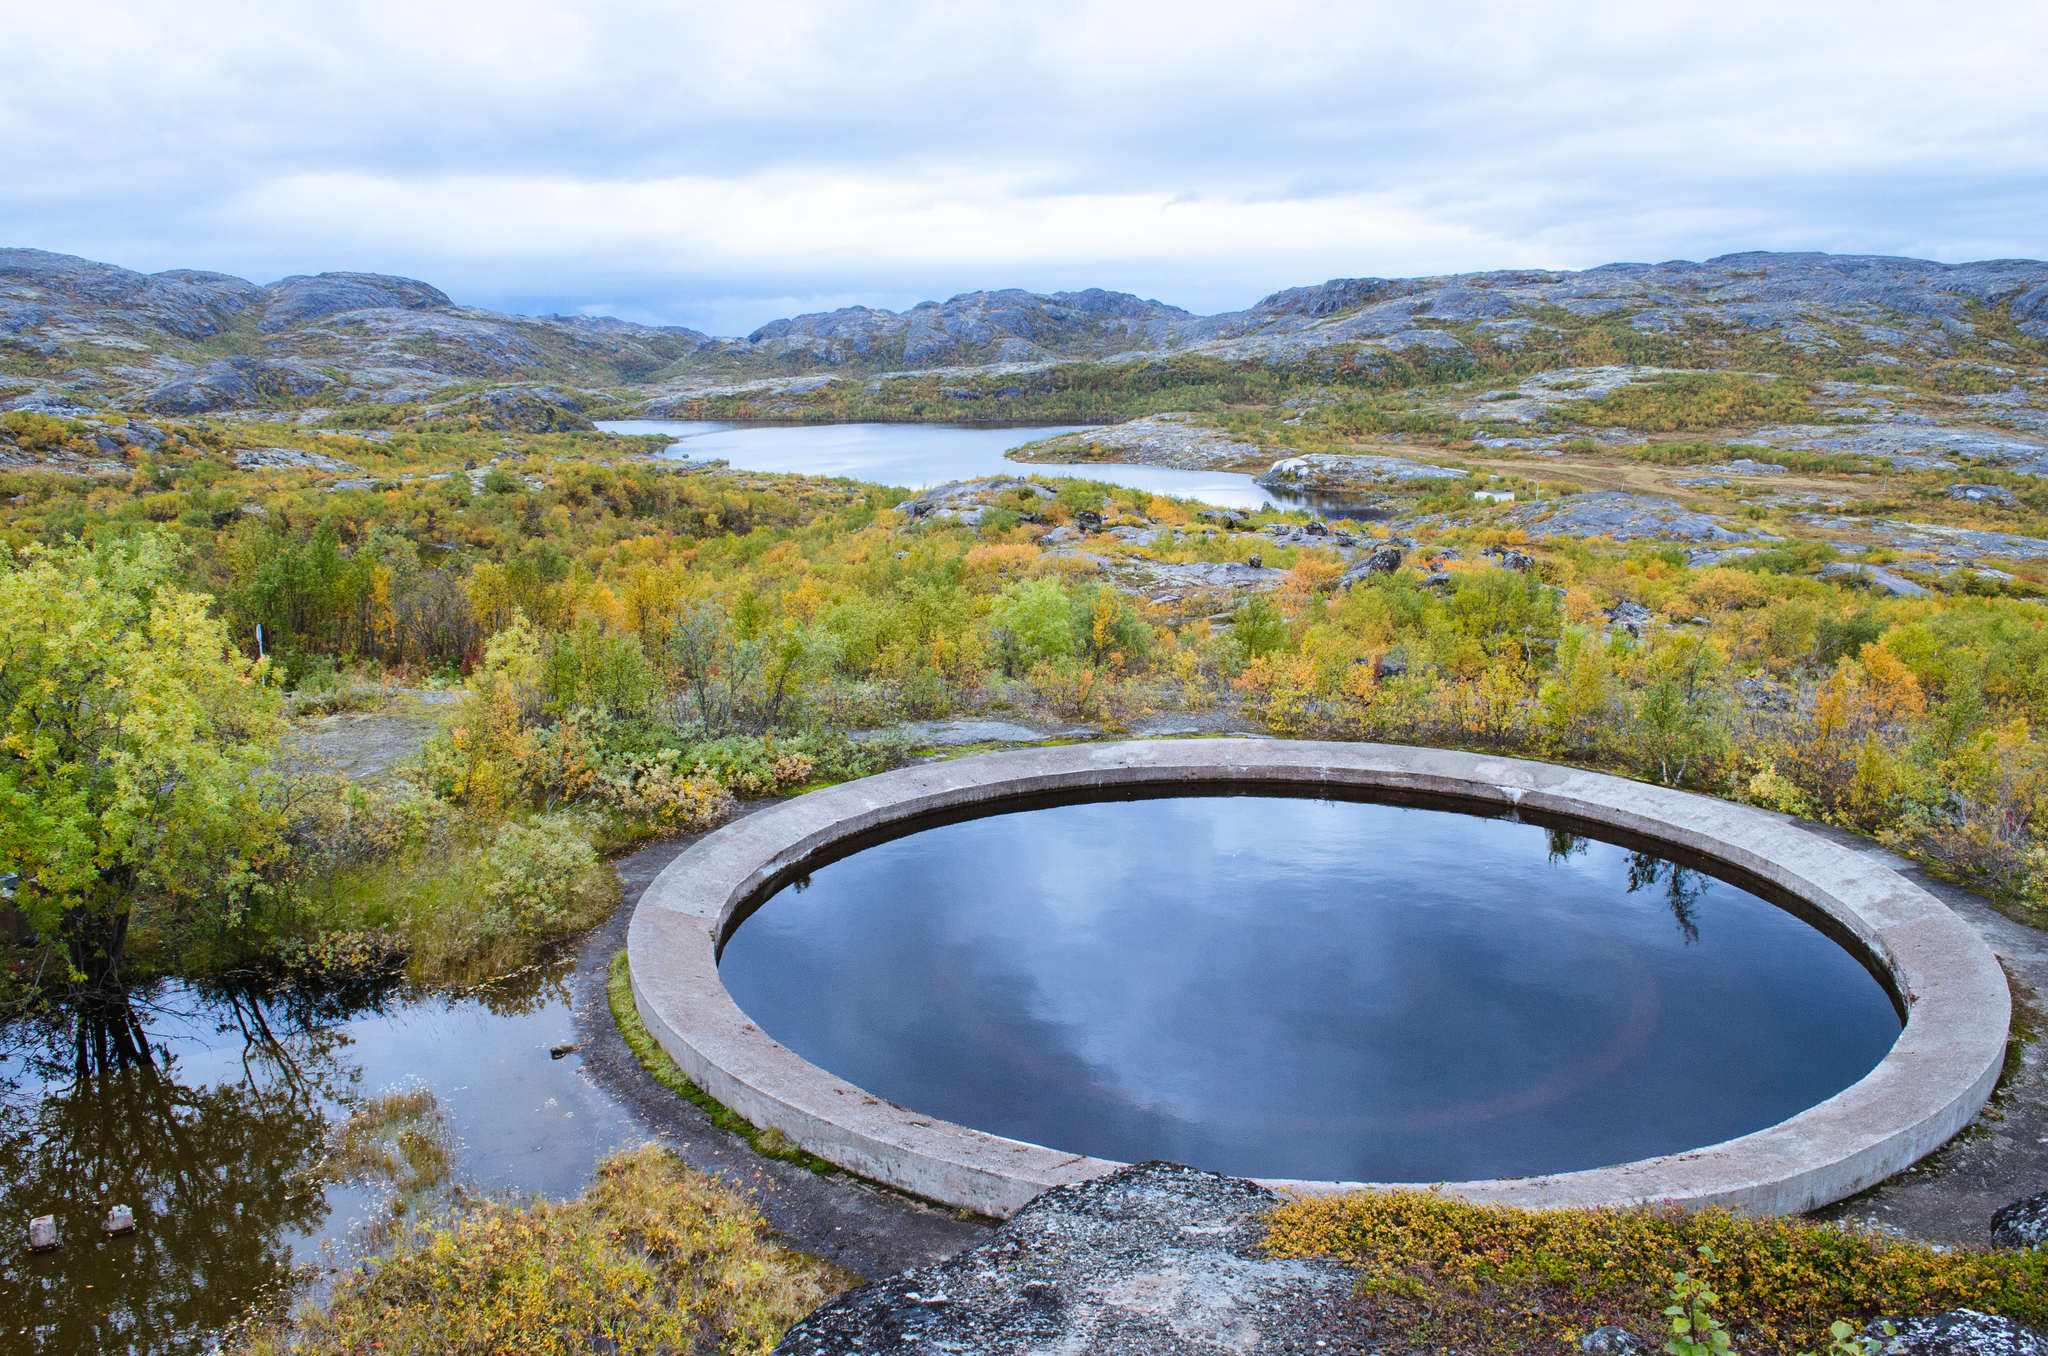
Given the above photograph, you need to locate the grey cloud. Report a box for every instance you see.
[3,0,2046,331]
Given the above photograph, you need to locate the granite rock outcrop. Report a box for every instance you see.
[772,1162,1351,1356]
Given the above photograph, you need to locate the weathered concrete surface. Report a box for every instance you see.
[578,825,993,1281]
[628,740,2009,1220]
[1800,815,2048,1248]
[772,1162,1351,1356]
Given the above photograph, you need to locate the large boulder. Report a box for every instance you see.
[145,357,335,414]
[258,271,452,333]
[1868,1311,2048,1356]
[898,478,1055,523]
[1339,546,1405,587]
[1992,1189,2048,1250]
[1509,491,1754,544]
[773,1162,1350,1356]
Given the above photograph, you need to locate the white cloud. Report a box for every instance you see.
[4,0,2044,333]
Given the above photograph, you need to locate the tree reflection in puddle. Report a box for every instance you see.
[0,962,567,1356]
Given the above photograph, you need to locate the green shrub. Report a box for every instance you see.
[988,576,1078,673]
[478,818,614,938]
[1231,594,1289,659]
[541,619,656,717]
[304,809,619,983]
[1562,374,1818,432]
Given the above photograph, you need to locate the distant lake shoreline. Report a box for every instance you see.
[597,419,1310,513]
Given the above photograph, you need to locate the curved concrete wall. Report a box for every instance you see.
[627,740,2010,1218]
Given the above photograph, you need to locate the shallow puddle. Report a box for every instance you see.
[0,958,644,1354]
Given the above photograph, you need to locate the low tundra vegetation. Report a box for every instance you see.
[244,1142,851,1355]
[11,418,2048,1000]
[1262,1191,2048,1356]
[10,363,2048,1354]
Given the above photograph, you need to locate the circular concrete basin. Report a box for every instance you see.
[626,740,2009,1218]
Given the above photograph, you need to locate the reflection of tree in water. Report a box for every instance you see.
[1546,828,1589,864]
[0,954,574,1354]
[1626,851,1710,944]
[0,981,370,1356]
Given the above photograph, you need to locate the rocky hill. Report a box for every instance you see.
[5,246,2047,425]
[704,252,2048,372]
[0,248,711,417]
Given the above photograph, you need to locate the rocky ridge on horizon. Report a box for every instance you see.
[0,248,712,418]
[7,247,2048,421]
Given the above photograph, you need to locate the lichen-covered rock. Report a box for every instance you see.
[257,271,452,333]
[231,446,360,473]
[773,1163,1351,1356]
[0,247,259,342]
[145,356,335,413]
[1991,1189,2048,1249]
[1790,516,2048,564]
[898,478,1056,525]
[1581,1325,1648,1356]
[1867,1310,2048,1356]
[1817,561,1930,598]
[1488,547,1537,572]
[1510,491,1753,544]
[1011,414,1262,470]
[444,385,593,432]
[1130,560,1290,592]
[1605,599,1657,636]
[1257,453,1465,492]
[1340,547,1405,586]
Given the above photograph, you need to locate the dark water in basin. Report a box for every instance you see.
[719,795,1902,1183]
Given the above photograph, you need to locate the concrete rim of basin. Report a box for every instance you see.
[626,739,2010,1219]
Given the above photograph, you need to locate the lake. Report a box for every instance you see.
[594,420,1305,512]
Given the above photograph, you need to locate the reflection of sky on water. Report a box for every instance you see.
[596,420,1287,511]
[720,798,1901,1183]
[0,967,645,1355]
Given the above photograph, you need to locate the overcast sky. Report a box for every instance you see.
[5,0,2044,335]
